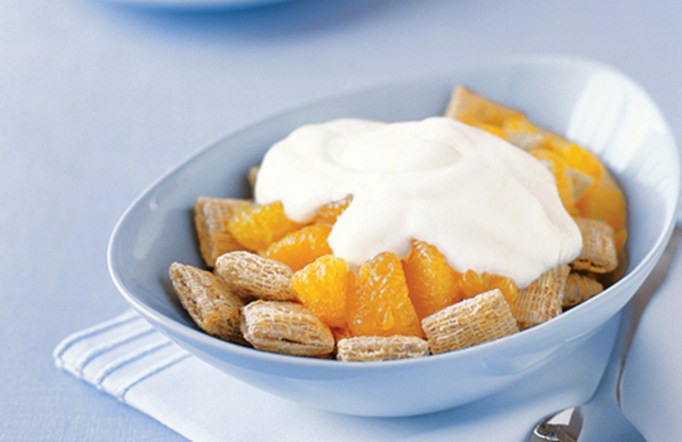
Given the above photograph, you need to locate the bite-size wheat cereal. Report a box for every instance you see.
[169,262,245,344]
[336,336,429,362]
[214,251,297,301]
[240,300,334,357]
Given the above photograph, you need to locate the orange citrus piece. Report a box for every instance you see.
[348,253,423,338]
[550,142,605,182]
[530,148,577,215]
[292,254,349,328]
[460,269,518,307]
[263,223,333,271]
[544,141,627,251]
[614,229,628,253]
[227,201,304,252]
[402,240,463,319]
[313,195,352,225]
[575,169,627,241]
[502,115,541,136]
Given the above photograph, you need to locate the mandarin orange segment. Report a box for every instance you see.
[575,169,627,238]
[460,269,518,307]
[531,144,627,251]
[227,201,305,252]
[530,142,627,252]
[313,195,353,225]
[530,148,577,215]
[348,253,423,338]
[551,142,605,182]
[570,158,627,251]
[402,240,463,319]
[291,254,349,328]
[263,223,333,272]
[614,229,628,253]
[502,115,545,150]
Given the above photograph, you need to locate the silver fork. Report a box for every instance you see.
[530,228,681,441]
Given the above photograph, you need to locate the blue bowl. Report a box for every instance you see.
[108,56,679,416]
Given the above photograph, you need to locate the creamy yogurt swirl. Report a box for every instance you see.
[255,117,582,288]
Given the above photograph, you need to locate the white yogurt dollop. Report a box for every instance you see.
[255,117,582,288]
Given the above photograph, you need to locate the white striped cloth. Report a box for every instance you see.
[53,310,630,441]
[53,311,190,401]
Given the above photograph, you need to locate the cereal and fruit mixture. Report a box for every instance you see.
[169,86,627,362]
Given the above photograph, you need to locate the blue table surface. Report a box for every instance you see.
[1,0,680,439]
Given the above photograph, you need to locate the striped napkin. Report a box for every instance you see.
[53,311,190,402]
[53,309,626,441]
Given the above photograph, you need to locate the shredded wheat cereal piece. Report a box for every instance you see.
[445,85,523,127]
[336,336,429,362]
[513,264,570,330]
[421,289,519,354]
[194,197,249,267]
[563,272,604,308]
[240,300,334,356]
[169,262,245,344]
[571,217,618,273]
[215,251,296,301]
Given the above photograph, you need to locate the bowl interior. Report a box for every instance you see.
[108,56,679,414]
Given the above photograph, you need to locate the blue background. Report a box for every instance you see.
[1,0,680,439]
